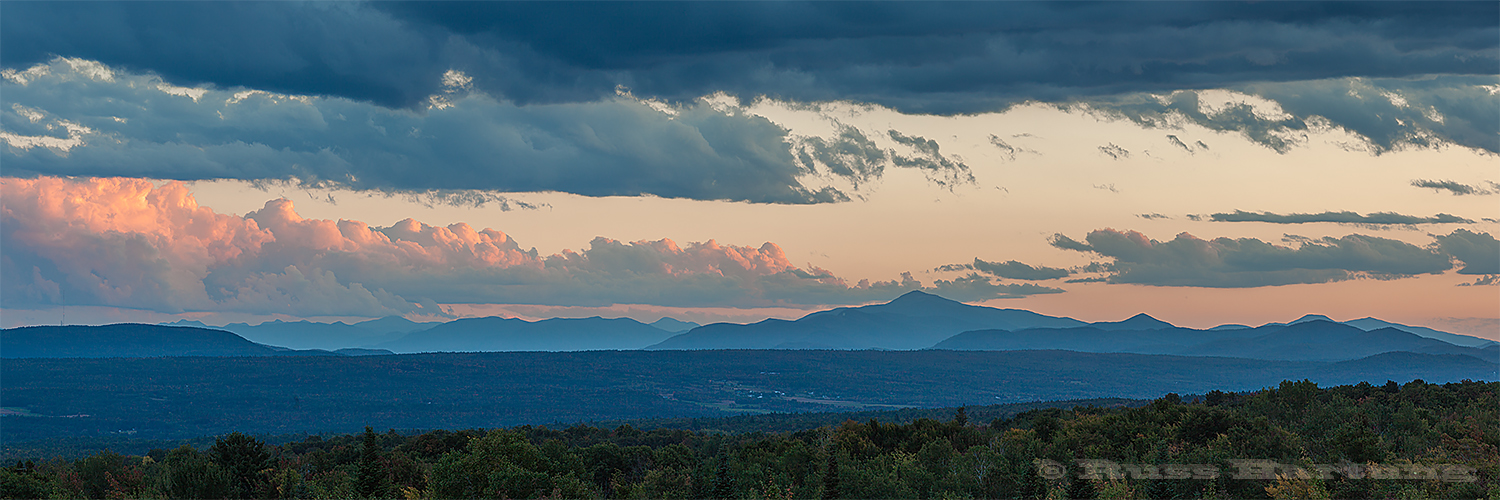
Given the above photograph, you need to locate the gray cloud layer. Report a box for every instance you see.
[1411,179,1499,196]
[1050,228,1486,288]
[0,59,969,204]
[970,259,1072,281]
[5,2,1492,114]
[1210,210,1474,225]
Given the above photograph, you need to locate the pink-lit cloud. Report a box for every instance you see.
[1,176,1059,316]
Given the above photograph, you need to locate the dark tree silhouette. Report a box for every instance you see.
[820,449,839,500]
[356,426,392,499]
[210,432,269,499]
[712,453,733,499]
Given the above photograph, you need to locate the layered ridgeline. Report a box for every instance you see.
[935,318,1498,362]
[164,316,442,352]
[4,291,1496,358]
[647,290,1086,350]
[163,316,701,353]
[0,324,349,358]
[376,316,685,353]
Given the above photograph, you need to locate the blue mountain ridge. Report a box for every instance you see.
[0,324,346,358]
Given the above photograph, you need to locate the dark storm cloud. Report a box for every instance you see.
[1210,210,1475,225]
[2,58,989,204]
[0,60,855,203]
[4,2,1493,113]
[1049,229,1461,288]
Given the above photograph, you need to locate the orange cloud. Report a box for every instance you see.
[4,176,1040,316]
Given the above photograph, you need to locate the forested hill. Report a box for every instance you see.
[4,349,1494,444]
[0,324,341,358]
[2,380,1494,499]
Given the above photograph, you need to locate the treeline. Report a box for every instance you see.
[2,380,1496,499]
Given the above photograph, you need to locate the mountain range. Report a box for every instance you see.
[376,316,683,353]
[936,320,1497,362]
[3,291,1493,360]
[648,290,1087,350]
[163,316,439,351]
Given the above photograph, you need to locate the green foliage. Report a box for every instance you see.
[355,427,391,499]
[211,432,271,499]
[162,445,231,499]
[0,461,51,500]
[6,380,1497,499]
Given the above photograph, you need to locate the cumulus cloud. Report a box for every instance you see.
[1411,179,1498,196]
[1209,210,1474,225]
[1432,229,1500,275]
[0,177,1058,316]
[1050,228,1461,287]
[3,2,1492,115]
[0,59,982,204]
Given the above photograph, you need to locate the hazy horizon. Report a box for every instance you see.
[2,2,1496,338]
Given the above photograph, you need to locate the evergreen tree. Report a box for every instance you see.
[355,426,391,499]
[712,453,733,499]
[820,449,839,500]
[211,432,270,499]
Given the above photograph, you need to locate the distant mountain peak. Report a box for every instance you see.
[1291,314,1337,324]
[1089,313,1175,331]
[892,290,946,301]
[883,290,964,308]
[649,317,700,333]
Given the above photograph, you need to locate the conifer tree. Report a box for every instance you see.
[355,426,391,499]
[820,450,840,499]
[712,453,733,499]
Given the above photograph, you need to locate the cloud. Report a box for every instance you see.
[1165,135,1199,154]
[970,259,1071,281]
[1432,229,1499,275]
[1458,275,1499,287]
[1082,76,1500,154]
[1136,213,1171,220]
[1411,179,1498,196]
[0,59,986,204]
[1097,143,1130,160]
[4,2,1492,115]
[1050,228,1458,287]
[1209,210,1475,225]
[0,176,1059,316]
[929,273,1065,301]
[987,135,1035,161]
[885,131,974,189]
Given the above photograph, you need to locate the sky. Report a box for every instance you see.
[1,1,1497,338]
